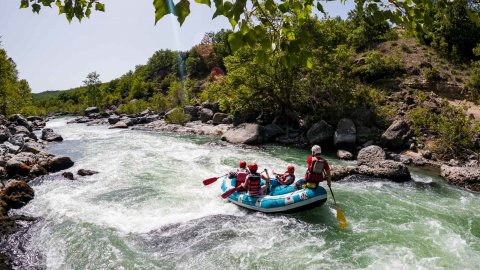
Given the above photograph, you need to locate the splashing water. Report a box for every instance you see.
[13,118,480,269]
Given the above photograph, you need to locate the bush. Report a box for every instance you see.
[400,43,413,53]
[352,51,405,82]
[116,100,150,115]
[165,107,191,125]
[424,68,442,83]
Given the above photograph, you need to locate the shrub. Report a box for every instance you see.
[352,51,405,82]
[165,107,191,125]
[424,68,442,83]
[116,100,150,115]
[400,43,413,53]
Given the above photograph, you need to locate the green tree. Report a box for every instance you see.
[0,48,19,115]
[83,71,101,106]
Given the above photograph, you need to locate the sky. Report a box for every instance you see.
[0,0,354,93]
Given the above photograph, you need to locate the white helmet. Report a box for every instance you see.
[311,145,322,156]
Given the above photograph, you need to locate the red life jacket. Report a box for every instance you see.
[280,171,295,185]
[305,156,325,183]
[247,173,262,197]
[235,168,248,187]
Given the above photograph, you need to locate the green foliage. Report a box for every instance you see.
[83,71,101,106]
[407,100,477,157]
[346,7,393,50]
[165,107,191,125]
[353,51,405,82]
[424,68,441,83]
[466,61,480,101]
[116,100,150,115]
[400,43,413,53]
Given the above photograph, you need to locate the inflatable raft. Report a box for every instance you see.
[220,176,327,213]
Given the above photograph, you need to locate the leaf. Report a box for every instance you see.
[95,2,105,12]
[212,0,224,19]
[194,0,210,7]
[228,32,243,52]
[32,3,42,13]
[20,0,29,9]
[174,0,191,25]
[306,56,313,69]
[154,0,174,24]
[85,7,91,18]
[316,3,325,15]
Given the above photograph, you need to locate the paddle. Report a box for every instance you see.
[328,185,348,229]
[202,174,227,186]
[221,186,238,199]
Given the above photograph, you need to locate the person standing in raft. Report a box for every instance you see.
[228,160,250,189]
[273,165,296,186]
[240,163,270,197]
[304,145,332,189]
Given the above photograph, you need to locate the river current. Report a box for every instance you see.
[13,118,480,269]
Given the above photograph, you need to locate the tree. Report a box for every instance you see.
[0,48,18,115]
[83,71,101,106]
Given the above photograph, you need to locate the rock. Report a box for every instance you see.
[334,118,356,148]
[184,106,200,121]
[8,114,33,131]
[200,108,214,123]
[0,181,34,212]
[263,124,285,138]
[306,120,334,144]
[6,159,31,176]
[30,164,47,176]
[41,128,63,142]
[85,107,99,116]
[275,132,307,146]
[212,113,228,125]
[330,165,359,181]
[421,150,432,159]
[337,150,353,160]
[222,123,268,144]
[108,115,120,125]
[440,165,480,192]
[12,125,30,136]
[3,142,20,154]
[358,160,411,182]
[41,156,74,173]
[88,113,100,119]
[222,116,233,124]
[357,145,386,166]
[77,169,99,176]
[67,117,90,124]
[139,109,152,116]
[201,101,219,113]
[122,118,136,127]
[110,121,128,129]
[62,172,74,180]
[0,125,12,143]
[381,120,411,150]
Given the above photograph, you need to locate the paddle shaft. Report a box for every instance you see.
[327,185,337,206]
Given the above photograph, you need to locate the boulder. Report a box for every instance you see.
[200,108,214,123]
[122,118,136,127]
[440,165,480,192]
[334,118,356,148]
[201,101,219,113]
[307,120,334,144]
[62,171,74,180]
[337,150,353,160]
[6,159,31,176]
[357,145,386,166]
[41,128,63,142]
[212,113,228,125]
[85,107,99,116]
[184,106,200,121]
[139,109,152,116]
[381,119,411,150]
[222,123,270,144]
[108,115,120,125]
[222,116,233,124]
[0,125,12,143]
[22,142,43,154]
[330,165,359,181]
[77,169,99,176]
[110,121,128,129]
[8,114,33,131]
[3,142,20,154]
[0,181,34,212]
[12,125,30,136]
[263,124,285,138]
[358,160,411,182]
[30,164,47,176]
[41,156,74,173]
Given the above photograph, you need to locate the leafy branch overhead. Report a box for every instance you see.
[19,0,480,68]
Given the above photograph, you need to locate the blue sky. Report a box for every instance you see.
[0,0,354,93]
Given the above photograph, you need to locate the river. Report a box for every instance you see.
[13,118,480,269]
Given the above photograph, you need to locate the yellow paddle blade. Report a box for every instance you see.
[336,207,348,229]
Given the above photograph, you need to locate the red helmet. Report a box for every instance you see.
[239,160,247,168]
[287,165,295,173]
[248,163,258,172]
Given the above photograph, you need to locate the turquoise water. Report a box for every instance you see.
[18,118,480,269]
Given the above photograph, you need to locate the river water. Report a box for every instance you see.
[14,118,480,269]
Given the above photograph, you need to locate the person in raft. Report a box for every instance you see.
[304,145,332,189]
[272,165,296,186]
[228,160,250,188]
[240,163,270,197]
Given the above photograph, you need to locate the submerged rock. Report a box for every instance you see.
[62,171,74,180]
[77,169,99,176]
[440,165,480,192]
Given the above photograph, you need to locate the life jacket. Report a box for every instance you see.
[247,173,262,197]
[235,168,249,187]
[280,171,295,185]
[305,156,325,183]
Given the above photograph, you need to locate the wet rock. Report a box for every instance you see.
[222,123,271,144]
[6,158,31,176]
[357,145,386,166]
[0,181,34,213]
[41,156,74,173]
[110,121,128,129]
[212,113,228,125]
[62,171,74,180]
[85,107,99,116]
[67,117,90,124]
[440,165,480,191]
[200,108,214,123]
[108,115,120,125]
[306,120,334,144]
[330,165,359,181]
[122,118,136,126]
[30,164,47,176]
[0,125,12,143]
[41,128,63,142]
[334,118,356,149]
[77,169,99,176]
[337,150,353,160]
[381,119,411,150]
[358,160,411,182]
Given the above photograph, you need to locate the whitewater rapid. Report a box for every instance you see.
[14,118,480,269]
